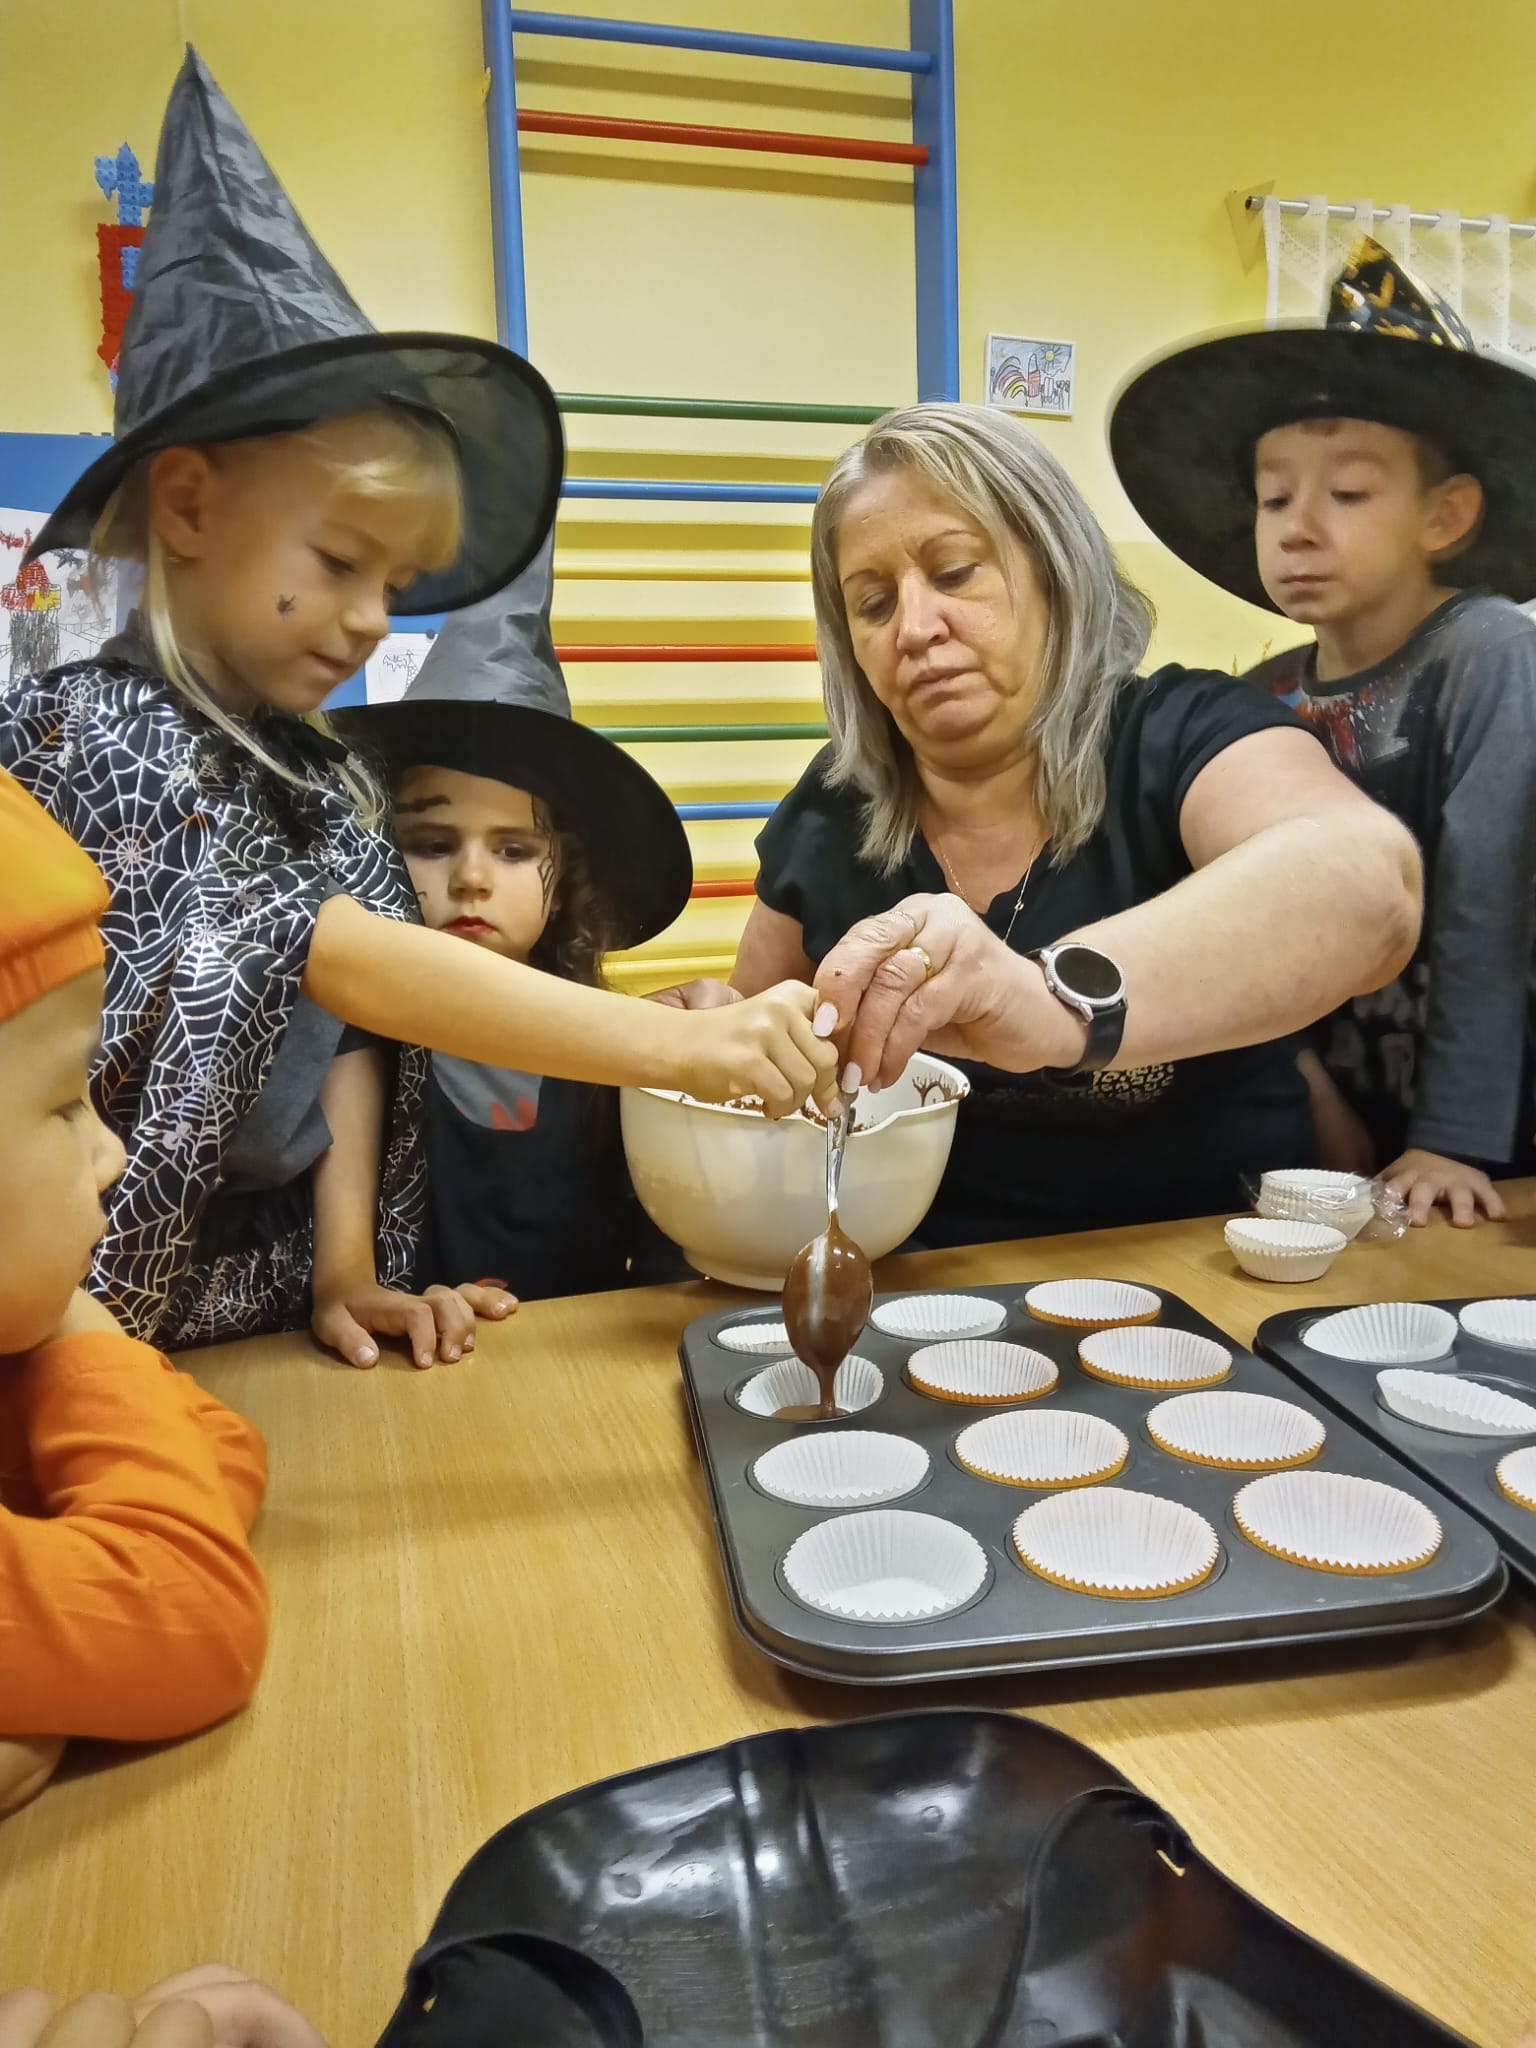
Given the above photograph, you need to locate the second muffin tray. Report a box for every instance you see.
[679,1283,1506,1684]
[1257,1295,1536,1591]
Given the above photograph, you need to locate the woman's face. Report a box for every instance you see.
[835,469,1049,770]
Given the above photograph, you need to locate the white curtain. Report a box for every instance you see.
[1261,194,1536,361]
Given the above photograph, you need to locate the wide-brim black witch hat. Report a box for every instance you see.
[339,540,693,949]
[1109,236,1536,609]
[27,48,562,616]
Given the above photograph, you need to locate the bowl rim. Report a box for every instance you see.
[623,1051,972,1132]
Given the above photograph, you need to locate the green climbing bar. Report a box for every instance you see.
[557,393,892,425]
[592,723,829,742]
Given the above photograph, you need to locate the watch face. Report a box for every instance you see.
[1053,944,1125,1005]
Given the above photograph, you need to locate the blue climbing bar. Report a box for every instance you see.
[910,0,959,401]
[506,10,933,73]
[481,0,530,352]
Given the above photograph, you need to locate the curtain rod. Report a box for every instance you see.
[1244,195,1536,242]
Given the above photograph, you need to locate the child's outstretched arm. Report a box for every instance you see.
[303,897,839,1114]
[309,1046,515,1368]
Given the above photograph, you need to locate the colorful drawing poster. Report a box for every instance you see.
[985,335,1075,418]
[364,632,437,703]
[0,513,118,687]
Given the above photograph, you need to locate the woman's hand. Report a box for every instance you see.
[1381,1149,1506,1229]
[814,895,1085,1090]
[666,981,840,1115]
[310,1277,516,1369]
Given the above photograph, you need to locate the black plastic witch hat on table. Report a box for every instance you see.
[341,539,694,949]
[27,46,563,616]
[1110,234,1536,609]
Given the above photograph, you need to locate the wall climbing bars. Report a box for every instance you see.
[479,2,958,928]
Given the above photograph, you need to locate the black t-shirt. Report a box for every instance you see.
[754,665,1314,1246]
[414,1056,686,1301]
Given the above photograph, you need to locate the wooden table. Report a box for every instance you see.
[3,1192,1535,2047]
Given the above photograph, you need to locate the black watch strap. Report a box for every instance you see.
[1028,944,1127,1081]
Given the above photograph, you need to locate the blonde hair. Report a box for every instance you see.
[810,403,1155,874]
[89,406,464,825]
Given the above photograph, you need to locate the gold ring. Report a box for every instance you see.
[912,944,935,980]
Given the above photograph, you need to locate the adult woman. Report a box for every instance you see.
[734,405,1421,1243]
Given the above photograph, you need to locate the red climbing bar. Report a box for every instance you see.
[518,110,928,167]
[689,880,759,899]
[556,643,818,661]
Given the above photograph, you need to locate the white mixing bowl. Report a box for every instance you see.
[620,1054,970,1290]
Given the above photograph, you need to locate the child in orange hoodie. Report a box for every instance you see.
[0,768,269,1816]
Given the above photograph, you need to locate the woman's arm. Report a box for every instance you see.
[816,728,1423,1088]
[301,897,838,1115]
[731,901,817,996]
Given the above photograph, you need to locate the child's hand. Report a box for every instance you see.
[0,1736,65,1819]
[310,1278,516,1370]
[647,978,742,1011]
[0,1967,325,2048]
[1381,1148,1506,1228]
[668,980,839,1117]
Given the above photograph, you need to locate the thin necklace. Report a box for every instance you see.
[934,830,1045,949]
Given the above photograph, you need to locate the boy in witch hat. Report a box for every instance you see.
[1112,239,1536,1226]
[0,51,833,1360]
[341,542,701,1302]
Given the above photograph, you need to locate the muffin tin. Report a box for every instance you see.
[1259,1295,1536,1590]
[679,1283,1505,1683]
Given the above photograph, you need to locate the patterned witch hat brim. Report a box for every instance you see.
[1109,236,1536,610]
[339,699,694,950]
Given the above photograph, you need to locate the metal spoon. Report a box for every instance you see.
[780,1099,874,1420]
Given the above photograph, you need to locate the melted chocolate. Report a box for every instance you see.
[781,1213,873,1420]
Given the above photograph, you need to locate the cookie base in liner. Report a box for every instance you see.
[1078,1326,1232,1391]
[906,1339,1059,1406]
[1496,1446,1536,1511]
[1011,1488,1220,1599]
[1023,1279,1161,1331]
[954,1410,1128,1489]
[1233,1471,1442,1577]
[1145,1390,1326,1472]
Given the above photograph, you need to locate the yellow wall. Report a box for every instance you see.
[5,0,1536,977]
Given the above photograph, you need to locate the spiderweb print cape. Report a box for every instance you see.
[0,656,425,1348]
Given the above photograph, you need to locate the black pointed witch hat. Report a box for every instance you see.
[27,48,563,615]
[339,541,694,949]
[1110,236,1536,609]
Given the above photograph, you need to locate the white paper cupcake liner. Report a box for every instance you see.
[752,1431,929,1508]
[715,1320,793,1355]
[869,1293,1007,1341]
[1078,1326,1231,1390]
[1223,1218,1346,1283]
[1023,1280,1160,1330]
[1458,1298,1536,1353]
[1146,1390,1326,1471]
[736,1355,884,1419]
[955,1409,1129,1489]
[1496,1446,1536,1511]
[1377,1367,1536,1438]
[1302,1302,1457,1365]
[1234,1470,1442,1575]
[782,1508,989,1621]
[1012,1487,1219,1598]
[1255,1169,1375,1240]
[907,1339,1059,1405]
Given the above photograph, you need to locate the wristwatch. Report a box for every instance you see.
[1027,942,1127,1079]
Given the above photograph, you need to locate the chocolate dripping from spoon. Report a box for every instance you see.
[778,1096,873,1420]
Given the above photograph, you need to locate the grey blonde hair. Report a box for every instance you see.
[810,403,1154,873]
[89,408,464,826]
